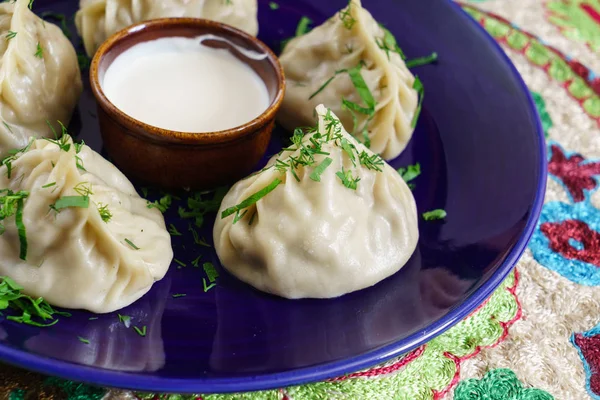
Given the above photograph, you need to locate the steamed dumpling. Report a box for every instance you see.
[0,0,83,158]
[75,0,259,56]
[278,0,419,160]
[0,135,173,313]
[214,105,419,299]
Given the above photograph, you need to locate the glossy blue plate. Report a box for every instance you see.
[0,0,546,393]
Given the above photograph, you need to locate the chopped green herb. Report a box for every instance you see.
[42,182,56,189]
[133,325,146,337]
[147,194,172,213]
[232,209,248,224]
[172,293,187,298]
[309,68,347,100]
[248,211,257,226]
[0,190,29,259]
[397,163,421,184]
[141,187,149,198]
[376,25,406,60]
[336,168,360,190]
[338,1,356,30]
[269,1,279,9]
[358,151,384,172]
[50,195,89,211]
[124,238,139,250]
[97,203,112,223]
[118,314,131,328]
[309,157,333,182]
[78,336,90,344]
[5,31,16,40]
[168,224,182,236]
[1,140,32,179]
[73,182,93,197]
[88,317,98,320]
[2,121,13,133]
[422,209,447,221]
[295,16,312,37]
[203,278,216,293]
[203,262,219,283]
[174,258,187,268]
[75,155,86,171]
[34,42,43,58]
[0,276,69,327]
[191,254,202,268]
[346,64,376,111]
[411,76,424,128]
[221,178,282,219]
[78,53,90,70]
[405,52,438,68]
[73,140,84,154]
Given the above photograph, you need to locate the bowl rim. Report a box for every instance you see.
[89,17,286,146]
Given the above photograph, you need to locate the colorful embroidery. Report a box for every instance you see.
[530,201,600,285]
[546,0,600,52]
[460,4,600,125]
[571,323,600,399]
[547,143,600,202]
[454,368,553,399]
[135,272,521,400]
[532,92,553,138]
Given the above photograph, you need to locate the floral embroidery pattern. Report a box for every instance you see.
[453,368,553,399]
[571,323,600,399]
[548,143,600,202]
[546,0,600,52]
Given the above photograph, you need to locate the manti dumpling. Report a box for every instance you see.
[0,135,173,313]
[0,0,83,158]
[278,0,419,160]
[76,0,259,56]
[214,105,419,299]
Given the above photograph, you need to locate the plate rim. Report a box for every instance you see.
[0,0,547,393]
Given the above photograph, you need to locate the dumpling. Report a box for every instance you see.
[0,0,83,158]
[278,0,419,160]
[0,134,173,313]
[75,0,259,56]
[214,105,419,299]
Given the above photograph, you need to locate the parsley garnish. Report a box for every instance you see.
[178,187,227,229]
[133,326,146,337]
[309,157,333,182]
[97,203,112,223]
[422,209,447,221]
[412,76,424,128]
[147,194,171,213]
[50,195,89,212]
[203,262,219,283]
[73,182,93,197]
[336,168,360,190]
[174,259,187,268]
[34,42,43,58]
[0,190,29,260]
[78,336,90,344]
[124,238,139,250]
[397,163,421,184]
[221,178,282,219]
[295,16,312,37]
[191,255,202,268]
[168,224,182,236]
[42,182,56,189]
[376,25,406,60]
[338,1,356,30]
[0,276,69,327]
[406,52,438,68]
[118,314,131,328]
[5,31,16,40]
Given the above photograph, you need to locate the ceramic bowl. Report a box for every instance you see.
[90,18,285,190]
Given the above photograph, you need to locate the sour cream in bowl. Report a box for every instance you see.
[90,18,285,190]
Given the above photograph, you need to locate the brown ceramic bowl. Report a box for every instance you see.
[90,18,285,190]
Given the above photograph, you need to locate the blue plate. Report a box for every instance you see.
[0,0,546,393]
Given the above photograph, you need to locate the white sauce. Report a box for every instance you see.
[102,36,270,133]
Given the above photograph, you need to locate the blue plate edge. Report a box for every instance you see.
[0,0,548,394]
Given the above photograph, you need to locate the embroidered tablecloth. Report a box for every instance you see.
[3,0,600,399]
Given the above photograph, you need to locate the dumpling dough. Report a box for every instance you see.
[0,0,83,158]
[0,136,173,313]
[278,0,418,160]
[75,0,259,56]
[214,105,419,299]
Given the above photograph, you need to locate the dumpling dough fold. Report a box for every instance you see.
[76,0,259,56]
[0,0,83,158]
[0,136,173,313]
[214,105,419,299]
[278,0,418,160]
